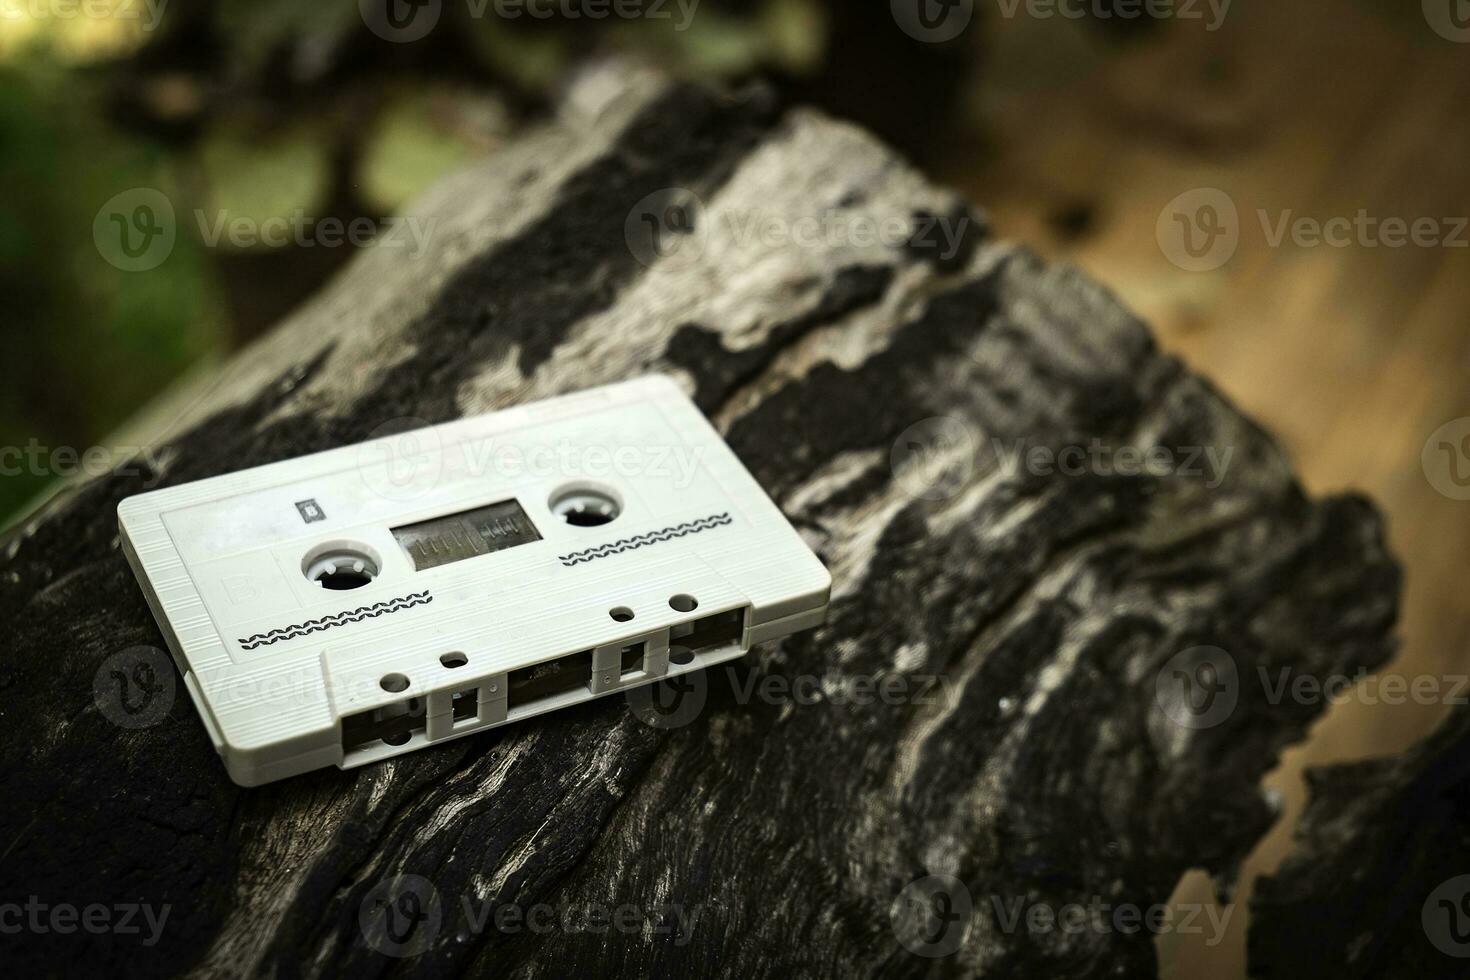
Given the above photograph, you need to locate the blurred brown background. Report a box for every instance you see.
[2,1,1467,975]
[955,4,1470,976]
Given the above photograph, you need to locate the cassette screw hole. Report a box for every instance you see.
[610,606,635,623]
[669,594,698,613]
[669,646,694,666]
[440,652,468,669]
[380,673,410,693]
[383,731,411,746]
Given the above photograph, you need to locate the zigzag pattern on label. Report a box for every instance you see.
[237,591,433,650]
[558,513,732,566]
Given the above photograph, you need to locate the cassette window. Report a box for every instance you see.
[391,499,542,571]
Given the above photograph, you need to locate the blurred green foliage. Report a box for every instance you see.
[196,125,330,239]
[0,49,224,523]
[0,0,849,527]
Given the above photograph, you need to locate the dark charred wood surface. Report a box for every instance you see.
[0,77,1400,978]
[1250,703,1470,979]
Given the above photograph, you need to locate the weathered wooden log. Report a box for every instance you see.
[0,73,1401,977]
[1250,703,1470,979]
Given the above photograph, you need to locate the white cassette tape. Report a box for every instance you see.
[118,375,830,786]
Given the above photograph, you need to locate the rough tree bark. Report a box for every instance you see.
[1250,702,1470,979]
[0,73,1401,978]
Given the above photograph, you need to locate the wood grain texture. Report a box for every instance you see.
[0,74,1400,977]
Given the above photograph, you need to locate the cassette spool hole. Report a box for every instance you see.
[303,546,379,591]
[549,484,622,527]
